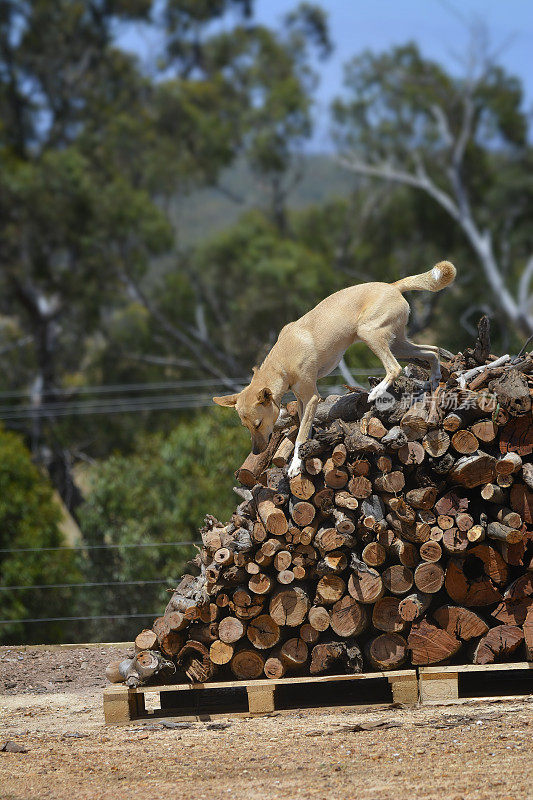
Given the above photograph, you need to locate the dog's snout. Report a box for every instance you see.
[251,434,268,455]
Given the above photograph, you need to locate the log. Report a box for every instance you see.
[521,462,533,490]
[397,441,425,465]
[489,368,531,415]
[272,434,295,467]
[309,640,347,675]
[333,508,356,534]
[434,491,469,517]
[235,429,283,486]
[470,419,497,443]
[248,572,273,595]
[486,521,524,544]
[209,640,234,665]
[510,482,533,524]
[433,605,489,640]
[135,629,158,652]
[414,562,445,594]
[264,652,286,679]
[495,451,522,476]
[308,605,331,632]
[448,452,496,488]
[269,585,310,626]
[316,575,346,605]
[246,614,281,649]
[304,456,323,475]
[218,616,246,644]
[347,565,384,605]
[334,490,359,510]
[366,417,387,439]
[372,596,406,633]
[289,499,315,527]
[398,591,432,622]
[405,486,437,510]
[361,542,387,567]
[480,483,507,504]
[253,486,288,536]
[382,565,414,596]
[451,429,479,454]
[315,527,354,553]
[280,638,308,669]
[316,551,348,575]
[230,648,265,679]
[422,429,450,457]
[380,424,407,450]
[408,619,461,665]
[374,470,405,494]
[366,633,409,670]
[331,442,348,465]
[300,623,320,644]
[329,595,369,637]
[273,550,292,572]
[473,625,524,664]
[347,475,372,499]
[389,538,420,567]
[445,545,508,607]
[176,641,214,682]
[524,606,533,660]
[323,459,349,488]
[400,402,429,439]
[442,528,469,555]
[289,474,315,500]
[313,487,334,513]
[419,541,442,562]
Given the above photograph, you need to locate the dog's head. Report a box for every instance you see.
[213,385,279,454]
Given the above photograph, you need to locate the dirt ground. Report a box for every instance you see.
[1,646,532,800]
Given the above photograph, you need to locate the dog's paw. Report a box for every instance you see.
[287,458,302,478]
[430,373,441,392]
[368,385,385,403]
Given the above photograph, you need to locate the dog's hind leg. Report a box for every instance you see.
[358,329,403,402]
[392,338,441,389]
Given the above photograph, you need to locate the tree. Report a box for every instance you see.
[0,425,79,644]
[0,0,174,509]
[333,41,533,339]
[77,408,249,641]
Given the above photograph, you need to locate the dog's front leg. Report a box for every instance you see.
[287,392,320,478]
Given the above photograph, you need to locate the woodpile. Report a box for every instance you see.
[107,321,533,686]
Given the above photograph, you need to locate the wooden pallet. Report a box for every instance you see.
[103,669,418,724]
[419,662,533,705]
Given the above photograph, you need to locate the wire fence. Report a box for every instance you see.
[0,540,196,636]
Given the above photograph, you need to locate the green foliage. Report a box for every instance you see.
[77,409,249,640]
[0,427,79,644]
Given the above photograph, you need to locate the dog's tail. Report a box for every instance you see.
[393,260,456,294]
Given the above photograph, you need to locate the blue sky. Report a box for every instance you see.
[119,0,533,151]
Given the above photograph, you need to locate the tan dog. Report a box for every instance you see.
[214,260,456,477]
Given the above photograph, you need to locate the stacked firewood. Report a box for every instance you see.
[108,322,533,686]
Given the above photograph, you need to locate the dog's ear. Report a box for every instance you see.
[213,393,239,407]
[257,387,273,405]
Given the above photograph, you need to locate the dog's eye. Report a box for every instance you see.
[254,421,261,429]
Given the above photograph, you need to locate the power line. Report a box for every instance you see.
[0,579,173,591]
[0,541,196,554]
[0,612,158,625]
[0,370,378,401]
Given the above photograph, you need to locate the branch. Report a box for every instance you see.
[339,155,461,222]
[518,255,533,314]
[117,269,242,392]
